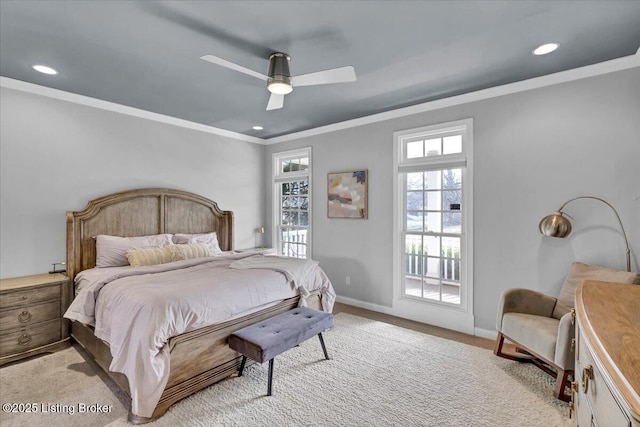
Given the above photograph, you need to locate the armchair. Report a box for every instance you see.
[494,262,639,401]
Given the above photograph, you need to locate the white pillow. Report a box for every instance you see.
[95,234,173,267]
[173,232,223,254]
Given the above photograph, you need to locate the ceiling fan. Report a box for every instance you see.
[200,52,356,111]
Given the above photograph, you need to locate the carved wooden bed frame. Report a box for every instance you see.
[66,188,320,424]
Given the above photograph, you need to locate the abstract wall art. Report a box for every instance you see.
[327,170,368,219]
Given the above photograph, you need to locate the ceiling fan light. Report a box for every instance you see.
[267,52,293,95]
[267,80,293,95]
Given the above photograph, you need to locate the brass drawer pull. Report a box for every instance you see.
[18,310,32,323]
[569,381,578,419]
[582,365,593,393]
[18,333,32,345]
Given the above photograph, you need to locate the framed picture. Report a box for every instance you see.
[327,170,368,219]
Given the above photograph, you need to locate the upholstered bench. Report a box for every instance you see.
[229,306,334,396]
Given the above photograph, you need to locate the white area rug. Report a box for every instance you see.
[1,313,570,426]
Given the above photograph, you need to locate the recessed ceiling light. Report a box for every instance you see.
[532,43,559,56]
[252,126,264,130]
[32,64,58,75]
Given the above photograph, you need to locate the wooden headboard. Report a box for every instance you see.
[66,188,233,279]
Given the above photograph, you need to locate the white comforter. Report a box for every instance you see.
[64,252,335,418]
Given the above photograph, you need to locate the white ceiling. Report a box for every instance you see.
[1,1,639,139]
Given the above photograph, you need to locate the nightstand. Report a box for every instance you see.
[236,247,276,256]
[0,273,72,365]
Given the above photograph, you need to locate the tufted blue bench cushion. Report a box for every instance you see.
[229,307,334,395]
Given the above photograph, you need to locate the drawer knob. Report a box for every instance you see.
[18,333,32,345]
[18,310,32,323]
[22,295,27,300]
[582,365,593,393]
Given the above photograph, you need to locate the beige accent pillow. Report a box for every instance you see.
[557,262,639,309]
[176,242,213,260]
[127,246,174,267]
[127,243,212,267]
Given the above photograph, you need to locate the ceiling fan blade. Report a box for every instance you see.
[200,54,268,81]
[291,66,356,87]
[266,93,285,111]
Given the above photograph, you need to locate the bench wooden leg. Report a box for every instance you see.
[318,333,330,360]
[267,359,274,396]
[238,356,247,377]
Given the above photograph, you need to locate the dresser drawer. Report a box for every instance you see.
[0,301,61,330]
[578,333,630,426]
[0,319,61,357]
[0,284,60,309]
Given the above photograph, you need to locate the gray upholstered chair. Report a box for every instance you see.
[494,262,639,401]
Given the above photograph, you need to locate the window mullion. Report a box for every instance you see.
[398,158,466,173]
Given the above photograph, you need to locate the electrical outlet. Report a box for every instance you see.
[345,276,351,285]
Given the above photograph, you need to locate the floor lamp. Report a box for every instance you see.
[538,196,631,272]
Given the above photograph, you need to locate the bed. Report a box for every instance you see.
[64,188,334,424]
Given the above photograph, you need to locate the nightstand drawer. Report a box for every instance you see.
[0,284,60,309]
[0,301,61,330]
[0,319,61,357]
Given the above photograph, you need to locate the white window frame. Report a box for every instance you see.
[392,119,474,334]
[272,147,312,259]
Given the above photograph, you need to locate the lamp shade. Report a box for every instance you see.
[539,211,572,237]
[538,196,631,271]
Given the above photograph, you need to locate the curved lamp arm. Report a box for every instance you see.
[539,196,631,272]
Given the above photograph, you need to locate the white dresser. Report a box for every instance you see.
[573,280,640,426]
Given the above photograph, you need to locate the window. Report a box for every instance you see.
[394,120,473,315]
[273,148,311,258]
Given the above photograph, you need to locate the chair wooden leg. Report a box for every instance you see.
[493,331,506,356]
[554,368,572,402]
[495,332,573,402]
[494,332,535,362]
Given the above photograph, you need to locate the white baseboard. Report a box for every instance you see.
[335,294,496,338]
[335,295,395,315]
[474,327,498,340]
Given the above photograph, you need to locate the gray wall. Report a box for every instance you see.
[265,68,640,331]
[0,87,265,278]
[2,67,638,332]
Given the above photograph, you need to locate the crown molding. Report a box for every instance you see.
[265,52,640,144]
[0,77,266,145]
[3,50,638,146]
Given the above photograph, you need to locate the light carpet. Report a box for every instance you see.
[1,313,570,427]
